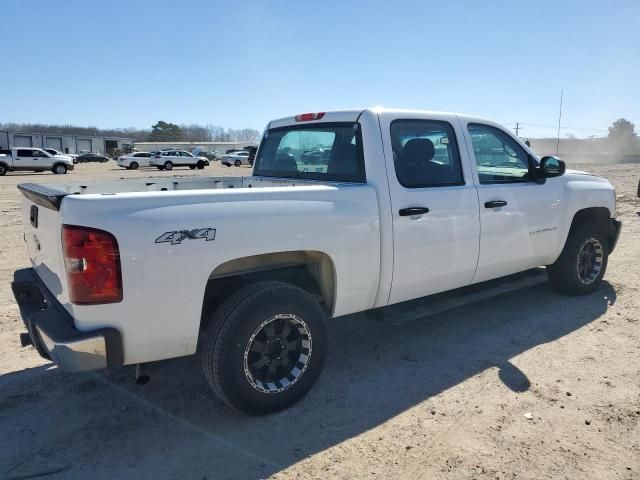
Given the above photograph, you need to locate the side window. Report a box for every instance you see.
[390,120,464,188]
[467,124,531,184]
[33,150,49,157]
[17,149,33,157]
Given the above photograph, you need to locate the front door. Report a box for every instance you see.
[460,121,564,283]
[381,113,481,306]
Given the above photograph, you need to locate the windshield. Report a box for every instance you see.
[253,122,365,182]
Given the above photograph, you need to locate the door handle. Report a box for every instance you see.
[484,200,507,208]
[399,207,429,216]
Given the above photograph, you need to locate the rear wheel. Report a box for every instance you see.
[0,164,6,176]
[234,159,242,167]
[53,164,67,175]
[164,161,173,171]
[189,165,196,170]
[197,160,206,169]
[201,281,328,415]
[129,161,139,170]
[547,222,609,294]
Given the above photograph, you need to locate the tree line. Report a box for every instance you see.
[0,121,261,143]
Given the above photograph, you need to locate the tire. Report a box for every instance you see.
[0,163,6,176]
[547,222,609,294]
[130,161,139,170]
[53,164,67,175]
[163,161,173,171]
[201,281,328,415]
[234,160,242,167]
[197,160,205,169]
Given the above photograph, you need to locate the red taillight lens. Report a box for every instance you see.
[62,225,122,304]
[295,112,325,122]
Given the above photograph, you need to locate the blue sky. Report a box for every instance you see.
[1,0,638,138]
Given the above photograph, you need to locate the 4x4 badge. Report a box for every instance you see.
[155,228,216,245]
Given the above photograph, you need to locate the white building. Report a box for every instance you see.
[0,131,133,155]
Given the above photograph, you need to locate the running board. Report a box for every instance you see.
[368,268,548,325]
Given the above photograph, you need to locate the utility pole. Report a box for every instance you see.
[556,90,563,155]
[515,122,522,136]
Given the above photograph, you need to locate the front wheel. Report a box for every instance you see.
[163,161,173,171]
[547,223,609,294]
[53,164,67,174]
[0,164,6,176]
[201,281,328,415]
[197,160,206,169]
[234,159,242,167]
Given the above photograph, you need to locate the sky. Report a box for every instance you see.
[1,0,638,138]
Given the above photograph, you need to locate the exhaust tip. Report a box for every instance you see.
[135,363,150,385]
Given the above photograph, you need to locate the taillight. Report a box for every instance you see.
[295,112,325,122]
[62,225,122,304]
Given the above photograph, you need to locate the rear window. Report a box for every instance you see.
[253,122,365,182]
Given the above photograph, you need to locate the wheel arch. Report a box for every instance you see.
[565,206,617,253]
[199,250,337,331]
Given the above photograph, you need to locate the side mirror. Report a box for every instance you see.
[539,156,565,178]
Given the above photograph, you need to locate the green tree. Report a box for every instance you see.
[148,121,183,141]
[608,118,636,140]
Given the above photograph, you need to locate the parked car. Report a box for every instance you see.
[117,152,153,170]
[43,148,78,163]
[221,150,251,167]
[0,147,73,175]
[11,108,621,415]
[76,153,110,163]
[149,150,209,170]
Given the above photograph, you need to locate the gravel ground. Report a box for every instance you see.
[0,160,638,480]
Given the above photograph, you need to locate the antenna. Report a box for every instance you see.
[556,90,563,155]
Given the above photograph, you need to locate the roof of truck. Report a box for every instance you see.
[267,108,501,129]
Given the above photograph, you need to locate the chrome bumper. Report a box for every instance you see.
[11,268,123,372]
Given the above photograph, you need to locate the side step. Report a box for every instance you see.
[368,268,548,325]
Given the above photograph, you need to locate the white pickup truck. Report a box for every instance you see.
[11,108,621,415]
[0,147,75,175]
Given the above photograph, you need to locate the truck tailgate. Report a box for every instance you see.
[18,183,68,305]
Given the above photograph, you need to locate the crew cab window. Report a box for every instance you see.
[390,120,464,188]
[254,122,365,182]
[467,124,532,184]
[17,149,33,157]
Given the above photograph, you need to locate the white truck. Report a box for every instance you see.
[0,147,75,175]
[11,108,621,415]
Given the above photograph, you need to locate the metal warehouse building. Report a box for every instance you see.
[134,141,257,154]
[0,131,133,155]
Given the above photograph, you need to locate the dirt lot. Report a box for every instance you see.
[0,160,638,480]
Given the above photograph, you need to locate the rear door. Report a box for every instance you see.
[15,149,35,168]
[380,113,481,305]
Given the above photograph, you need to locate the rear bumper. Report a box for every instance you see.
[11,268,123,372]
